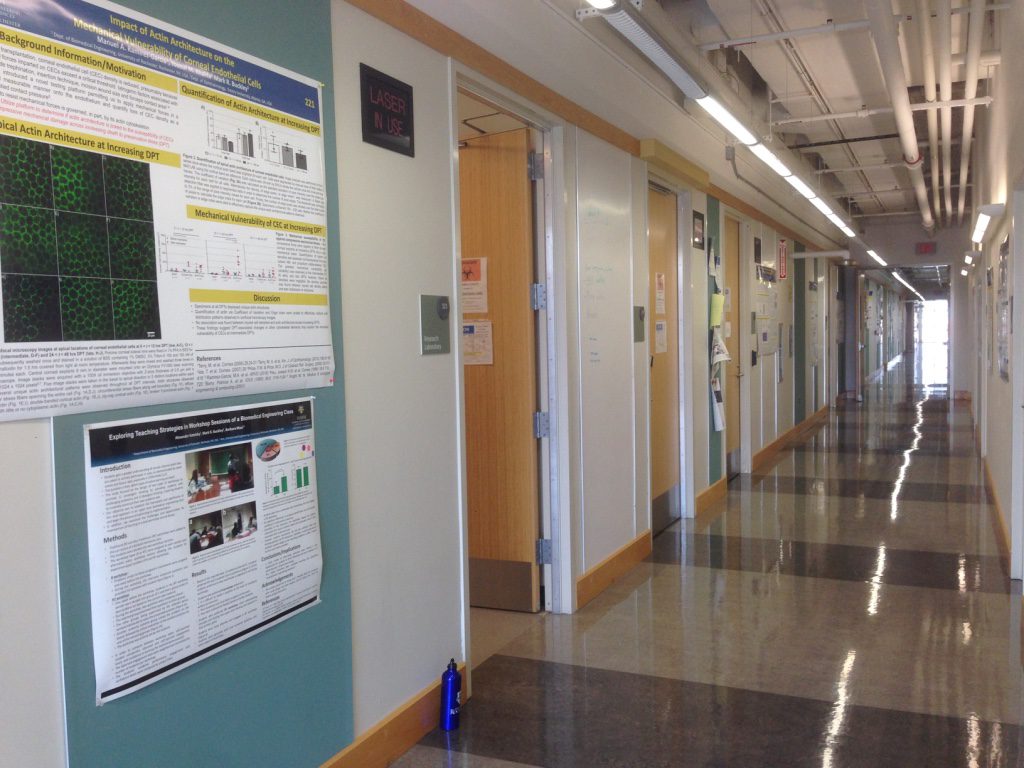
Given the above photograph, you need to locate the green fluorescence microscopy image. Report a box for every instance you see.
[108,218,156,280]
[0,204,58,275]
[51,146,106,215]
[104,156,153,221]
[0,136,53,209]
[60,276,114,341]
[56,211,110,278]
[112,279,161,340]
[1,273,62,342]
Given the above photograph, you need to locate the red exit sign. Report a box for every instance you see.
[915,241,937,255]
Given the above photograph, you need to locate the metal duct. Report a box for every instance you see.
[865,0,935,231]
[956,0,987,224]
[937,0,953,225]
[916,0,942,224]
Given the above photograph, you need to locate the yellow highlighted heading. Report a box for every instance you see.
[186,205,325,237]
[190,289,328,306]
[179,82,321,136]
[0,116,180,167]
[0,27,177,92]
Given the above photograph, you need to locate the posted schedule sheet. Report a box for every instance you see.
[84,398,323,702]
[0,0,333,420]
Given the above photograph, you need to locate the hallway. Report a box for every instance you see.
[397,355,1023,766]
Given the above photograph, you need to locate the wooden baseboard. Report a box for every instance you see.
[982,458,1011,564]
[751,405,828,475]
[575,530,652,610]
[695,476,727,515]
[321,663,467,768]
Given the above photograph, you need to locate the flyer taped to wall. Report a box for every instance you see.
[0,0,333,421]
[710,328,731,366]
[84,398,323,703]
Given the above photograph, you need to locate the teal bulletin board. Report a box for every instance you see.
[51,1,353,765]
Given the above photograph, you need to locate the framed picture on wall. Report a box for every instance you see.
[693,211,705,249]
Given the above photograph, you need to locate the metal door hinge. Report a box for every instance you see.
[533,411,550,438]
[536,538,553,565]
[531,283,547,310]
[528,151,544,181]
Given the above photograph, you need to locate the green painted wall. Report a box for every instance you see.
[793,245,807,423]
[707,196,723,484]
[50,2,353,766]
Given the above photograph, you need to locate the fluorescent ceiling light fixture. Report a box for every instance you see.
[825,212,854,236]
[749,143,792,177]
[784,174,816,199]
[696,95,758,145]
[961,268,969,276]
[585,0,617,7]
[964,253,973,265]
[601,10,706,99]
[971,202,1005,244]
[838,224,856,237]
[808,197,834,216]
[867,249,887,267]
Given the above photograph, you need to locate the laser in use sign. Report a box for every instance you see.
[360,63,414,157]
[84,398,323,703]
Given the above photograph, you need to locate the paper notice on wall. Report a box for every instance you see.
[710,293,725,328]
[84,398,322,703]
[460,258,488,314]
[654,320,667,353]
[724,287,732,311]
[710,377,724,432]
[711,328,731,365]
[0,0,333,422]
[462,320,493,365]
[724,321,732,339]
[655,273,666,315]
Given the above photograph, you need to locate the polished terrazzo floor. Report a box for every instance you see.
[395,355,1024,766]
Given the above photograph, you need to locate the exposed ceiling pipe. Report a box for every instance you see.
[815,162,904,174]
[956,0,986,224]
[937,0,953,225]
[865,0,935,231]
[917,0,942,227]
[771,95,991,125]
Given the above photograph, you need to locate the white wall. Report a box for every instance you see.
[331,2,464,735]
[0,420,66,768]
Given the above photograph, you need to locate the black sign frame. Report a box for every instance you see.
[360,63,415,157]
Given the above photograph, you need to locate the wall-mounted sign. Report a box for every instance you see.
[754,237,762,265]
[420,295,451,355]
[778,239,788,279]
[360,63,414,157]
[692,211,705,249]
[915,241,937,255]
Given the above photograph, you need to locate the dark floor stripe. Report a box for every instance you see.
[422,656,1021,768]
[647,531,1012,593]
[794,444,978,458]
[733,474,990,503]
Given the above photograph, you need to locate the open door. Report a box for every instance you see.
[460,126,541,612]
[648,184,680,533]
[723,217,742,478]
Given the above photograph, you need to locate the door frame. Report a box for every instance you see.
[647,173,696,520]
[722,211,754,475]
[450,69,571,623]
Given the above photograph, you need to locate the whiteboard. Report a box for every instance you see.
[577,131,637,570]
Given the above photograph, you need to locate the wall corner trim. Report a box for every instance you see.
[575,530,653,609]
[640,139,710,191]
[321,663,468,768]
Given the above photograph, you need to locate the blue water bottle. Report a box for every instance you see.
[439,658,461,731]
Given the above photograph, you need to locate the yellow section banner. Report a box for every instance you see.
[0,27,177,92]
[189,289,328,306]
[186,205,326,237]
[0,116,180,167]
[179,82,321,136]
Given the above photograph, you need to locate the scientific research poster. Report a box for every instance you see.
[84,398,322,703]
[0,0,333,420]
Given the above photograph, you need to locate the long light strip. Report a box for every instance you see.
[696,95,758,145]
[808,196,834,216]
[866,249,887,267]
[602,10,707,99]
[784,174,816,199]
[748,142,792,177]
[971,212,991,244]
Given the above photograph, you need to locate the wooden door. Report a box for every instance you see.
[648,186,680,534]
[460,128,540,612]
[724,218,742,476]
